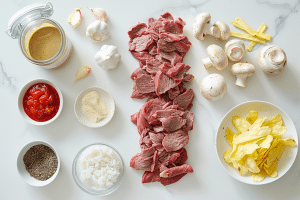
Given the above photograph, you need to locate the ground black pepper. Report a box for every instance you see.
[23,144,58,181]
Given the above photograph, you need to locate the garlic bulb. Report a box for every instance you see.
[95,45,121,70]
[87,7,107,22]
[68,7,82,28]
[86,20,109,42]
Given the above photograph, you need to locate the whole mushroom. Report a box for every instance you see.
[200,73,227,101]
[201,44,228,70]
[192,13,230,41]
[231,63,255,87]
[225,39,246,62]
[258,45,287,74]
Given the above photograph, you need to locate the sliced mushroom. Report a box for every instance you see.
[201,44,228,70]
[231,63,255,87]
[258,45,287,74]
[192,13,230,41]
[225,39,246,62]
[200,73,227,101]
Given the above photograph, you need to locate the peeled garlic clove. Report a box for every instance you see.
[86,20,109,42]
[74,66,91,83]
[68,7,82,28]
[95,45,121,70]
[87,7,107,22]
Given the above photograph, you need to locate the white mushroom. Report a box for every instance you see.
[192,13,230,41]
[225,39,246,62]
[200,73,227,101]
[201,44,228,70]
[258,45,287,74]
[231,63,255,87]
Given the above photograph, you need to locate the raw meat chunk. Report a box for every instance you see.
[162,130,189,152]
[173,89,194,110]
[160,164,194,178]
[130,153,153,171]
[135,74,155,94]
[162,116,187,132]
[160,173,187,186]
[142,170,160,183]
[128,23,147,39]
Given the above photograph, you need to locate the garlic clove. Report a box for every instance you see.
[86,20,109,42]
[68,7,82,28]
[95,45,121,70]
[87,7,107,22]
[74,66,91,83]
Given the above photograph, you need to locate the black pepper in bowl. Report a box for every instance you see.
[23,144,58,181]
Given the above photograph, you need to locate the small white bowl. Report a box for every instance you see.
[17,141,60,187]
[216,101,298,185]
[72,143,125,195]
[18,79,63,125]
[74,87,115,128]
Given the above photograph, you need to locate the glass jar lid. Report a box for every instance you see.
[6,2,54,39]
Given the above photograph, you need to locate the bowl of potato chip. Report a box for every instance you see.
[216,101,298,185]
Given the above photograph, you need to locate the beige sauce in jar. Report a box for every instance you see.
[28,25,61,60]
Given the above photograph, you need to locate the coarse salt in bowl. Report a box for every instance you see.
[17,141,60,187]
[215,101,298,185]
[72,143,125,196]
[18,78,63,125]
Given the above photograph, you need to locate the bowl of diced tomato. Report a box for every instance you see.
[18,79,63,125]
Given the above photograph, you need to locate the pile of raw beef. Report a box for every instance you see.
[128,12,195,186]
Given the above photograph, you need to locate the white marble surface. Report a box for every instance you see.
[1,0,300,199]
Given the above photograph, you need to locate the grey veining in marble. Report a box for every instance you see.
[0,62,16,92]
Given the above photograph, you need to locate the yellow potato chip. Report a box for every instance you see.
[223,148,232,164]
[266,143,285,168]
[249,117,267,130]
[252,169,267,182]
[233,126,271,145]
[225,127,235,147]
[232,116,251,133]
[264,160,278,178]
[245,157,260,173]
[232,143,260,161]
[271,125,286,137]
[246,110,258,124]
[262,114,283,128]
[279,138,296,146]
[258,135,273,149]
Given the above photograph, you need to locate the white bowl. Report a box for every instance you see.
[216,101,298,185]
[17,141,60,187]
[72,143,125,195]
[74,87,115,128]
[18,79,63,125]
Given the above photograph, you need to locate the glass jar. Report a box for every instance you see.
[6,2,72,69]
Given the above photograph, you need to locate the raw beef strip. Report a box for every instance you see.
[160,173,187,186]
[144,59,162,74]
[182,111,194,132]
[182,73,194,82]
[158,150,181,164]
[148,44,158,55]
[130,35,155,52]
[149,132,165,144]
[130,112,138,125]
[161,12,174,20]
[160,164,193,178]
[154,71,179,95]
[128,23,148,39]
[142,170,161,183]
[168,86,181,100]
[173,89,194,110]
[142,135,153,148]
[157,39,177,52]
[162,20,184,34]
[162,116,187,132]
[153,109,185,120]
[130,68,148,80]
[162,130,189,152]
[131,51,153,65]
[136,74,155,94]
[173,40,190,52]
[141,98,165,125]
[130,153,153,171]
[174,148,188,165]
[160,33,190,43]
[159,51,183,65]
[159,62,172,74]
[151,151,158,172]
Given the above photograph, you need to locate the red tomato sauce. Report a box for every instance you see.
[23,83,60,122]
